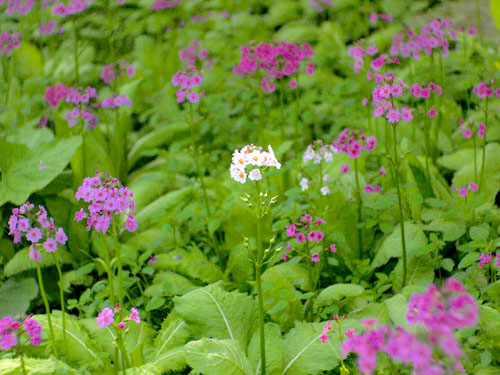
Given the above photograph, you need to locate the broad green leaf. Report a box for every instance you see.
[385,294,409,329]
[144,271,195,297]
[314,284,364,308]
[281,321,339,375]
[185,338,253,375]
[153,313,190,360]
[0,358,80,375]
[155,247,223,284]
[391,256,435,293]
[4,247,72,277]
[34,312,104,369]
[174,283,258,348]
[0,136,82,206]
[491,0,500,32]
[372,222,427,268]
[0,278,38,318]
[422,220,465,242]
[247,323,283,375]
[470,224,490,241]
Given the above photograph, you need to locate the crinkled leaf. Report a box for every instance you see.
[0,278,38,318]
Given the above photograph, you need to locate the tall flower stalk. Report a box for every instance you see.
[230,144,281,375]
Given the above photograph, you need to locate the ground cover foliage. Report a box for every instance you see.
[0,0,500,374]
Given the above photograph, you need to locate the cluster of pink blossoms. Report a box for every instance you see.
[458,119,486,139]
[452,182,478,198]
[44,83,70,108]
[8,202,68,262]
[284,214,336,263]
[151,0,180,10]
[341,278,477,375]
[472,80,500,99]
[310,0,332,12]
[478,253,500,268]
[61,86,99,129]
[230,144,281,184]
[0,31,20,55]
[390,19,456,59]
[39,21,63,36]
[320,314,354,343]
[333,128,377,159]
[0,316,42,350]
[179,40,214,69]
[302,139,337,164]
[101,61,135,85]
[97,306,140,329]
[75,172,137,234]
[51,0,93,17]
[1,0,35,15]
[233,41,315,92]
[172,67,205,103]
[101,94,132,109]
[368,12,393,23]
[371,75,415,123]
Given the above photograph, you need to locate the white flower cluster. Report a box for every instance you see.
[302,143,338,164]
[230,144,281,184]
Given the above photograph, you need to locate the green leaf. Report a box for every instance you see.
[422,220,465,242]
[3,248,72,277]
[153,313,190,360]
[385,294,409,329]
[491,0,500,32]
[144,271,195,297]
[0,358,80,375]
[281,321,339,375]
[34,312,103,369]
[470,224,490,241]
[458,252,480,269]
[0,136,82,206]
[372,222,427,268]
[185,338,253,375]
[173,283,258,349]
[0,278,38,317]
[314,284,364,308]
[247,323,283,375]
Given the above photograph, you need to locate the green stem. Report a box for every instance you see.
[112,225,123,309]
[72,18,79,85]
[279,84,285,140]
[478,97,488,192]
[294,78,300,150]
[424,110,431,182]
[473,134,478,183]
[475,0,482,43]
[392,125,407,288]
[188,103,211,218]
[20,350,26,375]
[116,330,130,373]
[53,255,69,359]
[255,182,266,375]
[36,263,58,358]
[104,238,116,305]
[353,157,363,259]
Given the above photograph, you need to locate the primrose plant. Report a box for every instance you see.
[230,144,281,375]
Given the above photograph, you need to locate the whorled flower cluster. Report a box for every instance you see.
[101,94,133,109]
[230,144,281,184]
[75,172,137,234]
[8,202,68,262]
[333,128,377,159]
[472,80,500,99]
[179,40,214,69]
[150,0,180,11]
[0,31,20,55]
[97,306,141,329]
[283,214,336,262]
[0,316,42,350]
[341,278,477,375]
[101,61,135,85]
[51,0,93,17]
[390,19,457,59]
[452,182,478,197]
[233,41,315,92]
[172,67,205,103]
[458,119,485,139]
[62,86,99,129]
[478,252,500,268]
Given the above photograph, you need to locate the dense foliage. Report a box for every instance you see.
[0,0,499,374]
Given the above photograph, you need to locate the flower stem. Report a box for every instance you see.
[279,84,285,140]
[53,254,69,359]
[188,103,211,218]
[473,134,478,183]
[72,18,79,85]
[479,97,488,192]
[36,263,58,358]
[391,124,407,288]
[104,237,116,305]
[112,224,123,309]
[353,157,363,259]
[254,182,266,375]
[475,0,482,43]
[116,330,130,374]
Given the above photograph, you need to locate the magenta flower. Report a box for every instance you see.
[427,108,437,118]
[129,308,140,323]
[43,237,58,253]
[26,227,42,243]
[340,164,351,174]
[307,231,324,242]
[329,243,337,253]
[295,233,306,243]
[97,307,114,329]
[311,253,320,263]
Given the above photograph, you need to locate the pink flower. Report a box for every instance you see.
[305,61,315,75]
[26,227,42,243]
[125,214,138,232]
[345,328,355,337]
[118,322,125,330]
[462,129,473,139]
[311,253,320,263]
[126,65,136,77]
[289,80,298,89]
[340,164,351,174]
[101,64,115,84]
[148,255,157,265]
[386,109,400,123]
[365,136,377,152]
[286,224,297,237]
[329,243,337,253]
[469,182,478,192]
[295,233,306,243]
[129,308,140,323]
[458,187,468,197]
[0,332,17,350]
[281,253,289,261]
[97,307,114,328]
[55,228,67,244]
[320,332,329,343]
[427,108,437,118]
[43,237,57,253]
[29,246,41,262]
[187,91,200,103]
[378,166,386,176]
